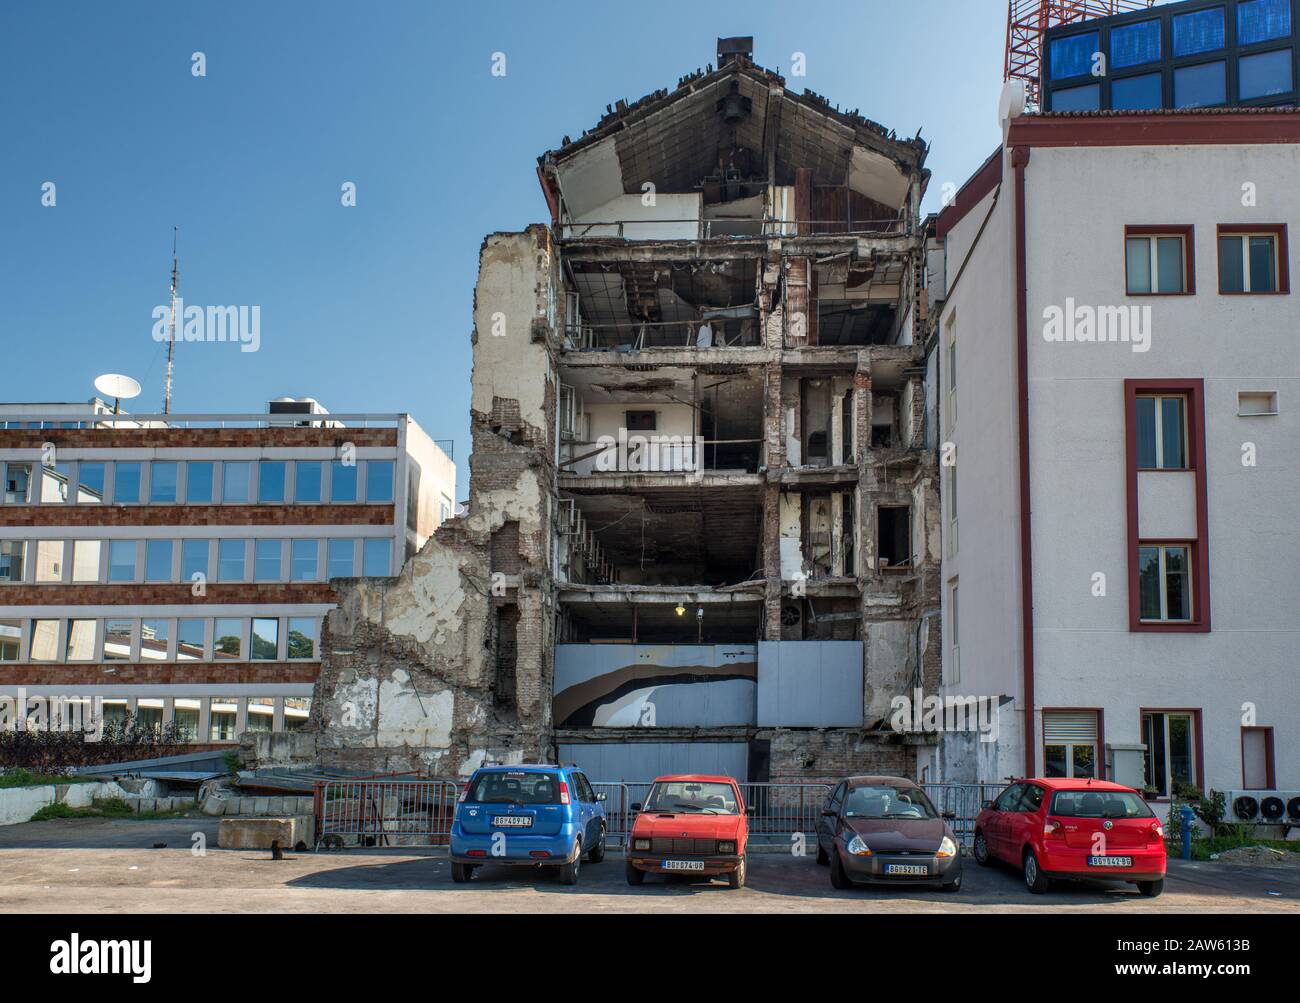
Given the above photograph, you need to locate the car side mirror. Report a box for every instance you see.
[745,806,755,816]
[982,800,994,810]
[821,808,837,817]
[595,792,607,802]
[942,810,957,820]
[630,803,642,813]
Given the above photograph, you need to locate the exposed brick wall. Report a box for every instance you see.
[0,583,338,605]
[1,504,394,528]
[0,428,397,449]
[761,728,916,785]
[0,662,319,684]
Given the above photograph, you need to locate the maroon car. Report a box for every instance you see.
[815,775,963,891]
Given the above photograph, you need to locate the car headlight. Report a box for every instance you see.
[634,838,651,851]
[717,841,736,854]
[846,835,872,856]
[936,836,958,859]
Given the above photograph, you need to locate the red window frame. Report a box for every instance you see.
[1124,380,1210,633]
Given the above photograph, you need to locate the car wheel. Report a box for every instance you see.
[451,862,475,884]
[727,855,747,889]
[1023,849,1050,894]
[1137,878,1164,898]
[587,827,606,863]
[558,842,581,885]
[973,831,990,866]
[625,859,645,885]
[942,869,963,893]
[829,848,851,890]
[816,843,829,866]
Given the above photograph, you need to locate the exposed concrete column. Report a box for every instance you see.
[763,482,783,640]
[854,367,874,578]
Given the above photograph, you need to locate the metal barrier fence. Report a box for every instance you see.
[922,783,1007,848]
[314,778,1005,851]
[315,779,461,848]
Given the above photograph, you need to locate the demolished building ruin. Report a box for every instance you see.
[312,39,943,784]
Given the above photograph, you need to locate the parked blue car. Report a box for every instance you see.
[450,764,607,884]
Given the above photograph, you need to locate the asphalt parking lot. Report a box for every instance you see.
[0,817,1296,913]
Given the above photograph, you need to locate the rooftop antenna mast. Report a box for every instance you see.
[164,226,178,415]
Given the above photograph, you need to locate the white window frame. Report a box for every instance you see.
[1126,233,1187,294]
[1136,394,1188,470]
[1139,543,1193,623]
[1143,711,1198,797]
[1220,232,1279,293]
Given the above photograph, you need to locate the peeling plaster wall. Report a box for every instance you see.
[314,227,561,776]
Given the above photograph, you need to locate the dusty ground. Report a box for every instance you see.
[0,817,1296,914]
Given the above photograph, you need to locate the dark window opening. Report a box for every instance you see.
[625,410,657,432]
[493,603,519,713]
[878,506,911,569]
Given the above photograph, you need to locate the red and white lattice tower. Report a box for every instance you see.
[1006,0,1159,105]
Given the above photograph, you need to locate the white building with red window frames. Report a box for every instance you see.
[0,399,454,745]
[924,98,1298,810]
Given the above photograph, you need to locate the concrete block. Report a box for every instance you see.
[253,797,270,815]
[217,815,315,850]
[201,797,227,817]
[0,786,56,826]
[266,797,284,815]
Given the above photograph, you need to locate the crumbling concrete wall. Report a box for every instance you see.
[313,227,561,776]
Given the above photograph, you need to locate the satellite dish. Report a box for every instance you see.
[94,374,142,415]
[998,79,1027,138]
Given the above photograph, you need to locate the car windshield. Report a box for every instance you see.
[643,781,738,814]
[467,771,563,805]
[1051,790,1154,820]
[843,785,938,820]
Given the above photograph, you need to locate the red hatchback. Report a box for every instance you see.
[973,778,1167,896]
[625,775,749,888]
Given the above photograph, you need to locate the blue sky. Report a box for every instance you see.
[1,0,1008,495]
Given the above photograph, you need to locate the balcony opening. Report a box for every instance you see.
[559,599,761,645]
[558,484,761,588]
[564,259,760,350]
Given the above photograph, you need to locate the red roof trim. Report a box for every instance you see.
[934,146,1003,240]
[1007,111,1300,148]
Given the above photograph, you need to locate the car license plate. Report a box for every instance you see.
[1088,855,1132,868]
[492,815,532,828]
[884,864,929,876]
[662,860,705,871]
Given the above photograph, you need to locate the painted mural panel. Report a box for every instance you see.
[553,643,757,727]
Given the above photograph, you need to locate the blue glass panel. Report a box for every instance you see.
[1053,83,1101,111]
[1238,0,1292,46]
[1239,48,1294,97]
[1112,20,1162,68]
[1173,8,1226,56]
[1051,31,1099,79]
[1174,61,1227,107]
[1112,72,1164,109]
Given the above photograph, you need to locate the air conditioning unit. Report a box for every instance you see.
[267,397,341,428]
[1226,790,1300,823]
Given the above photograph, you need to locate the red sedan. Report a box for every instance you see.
[625,775,749,888]
[973,778,1167,896]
